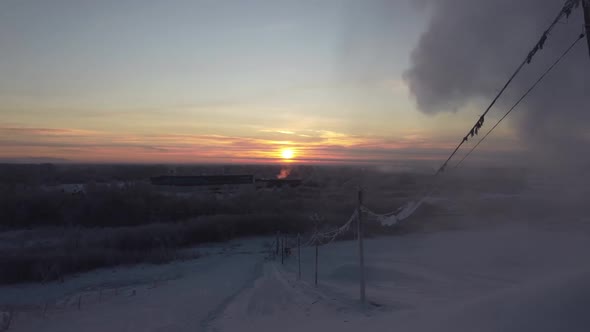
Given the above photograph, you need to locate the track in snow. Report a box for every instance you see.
[209,261,362,332]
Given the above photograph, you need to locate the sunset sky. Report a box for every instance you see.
[0,0,528,165]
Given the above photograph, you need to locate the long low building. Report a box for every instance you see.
[150,175,302,189]
[151,175,255,187]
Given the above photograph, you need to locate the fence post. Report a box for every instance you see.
[358,188,366,304]
[297,233,301,280]
[276,232,280,258]
[281,236,284,264]
[314,241,319,287]
[269,238,274,259]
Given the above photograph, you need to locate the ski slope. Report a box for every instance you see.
[3,222,590,332]
[0,240,265,332]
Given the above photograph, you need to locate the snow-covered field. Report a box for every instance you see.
[3,221,590,331]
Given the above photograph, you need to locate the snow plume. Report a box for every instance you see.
[276,167,291,179]
[405,0,590,167]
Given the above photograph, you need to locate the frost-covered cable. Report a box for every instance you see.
[362,184,439,226]
[310,210,358,246]
[435,0,582,175]
[455,32,586,168]
[303,233,318,247]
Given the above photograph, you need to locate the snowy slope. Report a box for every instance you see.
[213,224,590,332]
[266,225,590,331]
[1,239,266,332]
[3,224,590,332]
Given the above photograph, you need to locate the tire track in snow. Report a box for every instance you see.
[209,262,359,332]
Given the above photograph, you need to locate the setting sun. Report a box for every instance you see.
[280,148,295,160]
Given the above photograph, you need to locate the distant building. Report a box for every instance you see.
[255,178,302,189]
[151,175,255,187]
[150,175,302,195]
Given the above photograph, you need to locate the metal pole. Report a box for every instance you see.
[358,189,366,304]
[584,0,590,57]
[297,233,301,280]
[314,242,319,287]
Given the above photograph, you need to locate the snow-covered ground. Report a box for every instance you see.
[3,219,590,332]
[283,225,590,331]
[2,173,590,332]
[0,240,266,332]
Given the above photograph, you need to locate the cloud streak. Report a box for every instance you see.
[0,125,494,164]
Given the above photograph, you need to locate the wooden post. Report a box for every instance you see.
[358,189,366,304]
[314,241,319,287]
[297,233,301,280]
[279,236,285,264]
[276,232,280,257]
[268,243,276,259]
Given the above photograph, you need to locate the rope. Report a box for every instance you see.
[455,33,585,168]
[306,210,358,246]
[302,233,318,247]
[435,0,582,175]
